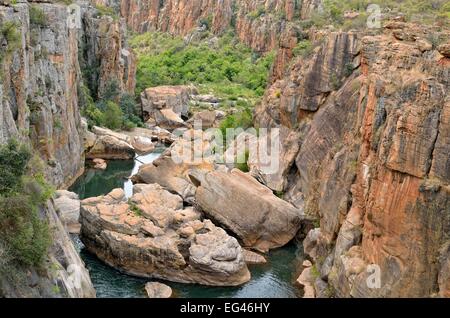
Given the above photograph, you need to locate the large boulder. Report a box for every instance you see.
[90,126,156,155]
[80,185,250,286]
[191,169,305,252]
[141,86,195,129]
[54,190,81,234]
[133,130,215,203]
[145,282,172,298]
[186,110,218,129]
[86,135,135,160]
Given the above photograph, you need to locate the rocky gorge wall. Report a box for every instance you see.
[93,0,326,82]
[0,0,136,298]
[254,21,450,297]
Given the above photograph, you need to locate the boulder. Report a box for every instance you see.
[141,86,194,129]
[86,135,135,160]
[438,43,450,58]
[154,108,187,130]
[297,266,316,298]
[187,110,217,129]
[243,249,267,265]
[123,127,176,145]
[131,136,156,155]
[145,282,172,298]
[80,185,250,286]
[133,130,215,202]
[192,169,304,252]
[54,190,81,234]
[93,158,107,170]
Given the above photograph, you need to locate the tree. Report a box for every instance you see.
[0,139,31,194]
[103,101,124,130]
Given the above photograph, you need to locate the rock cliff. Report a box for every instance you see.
[94,0,324,81]
[0,0,136,298]
[255,21,450,297]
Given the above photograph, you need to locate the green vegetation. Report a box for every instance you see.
[0,140,52,281]
[0,21,21,70]
[235,149,250,173]
[29,6,48,27]
[219,108,253,141]
[131,31,273,134]
[292,40,313,58]
[94,4,119,20]
[80,81,143,131]
[131,31,274,103]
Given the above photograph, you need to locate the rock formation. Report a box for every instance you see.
[0,0,136,298]
[141,85,194,129]
[192,169,305,252]
[255,21,450,297]
[80,185,251,286]
[145,282,172,298]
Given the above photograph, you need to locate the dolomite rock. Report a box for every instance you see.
[93,158,107,170]
[145,282,172,298]
[81,4,136,98]
[243,249,267,265]
[256,21,450,297]
[0,2,85,188]
[54,190,81,234]
[80,185,250,286]
[133,130,215,203]
[438,43,450,57]
[91,126,156,155]
[192,169,304,252]
[187,110,217,129]
[124,127,176,145]
[141,86,193,129]
[86,135,135,160]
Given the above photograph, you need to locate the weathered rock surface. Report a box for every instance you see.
[133,129,215,203]
[243,249,267,265]
[141,86,194,129]
[0,200,96,298]
[86,135,135,160]
[255,21,450,297]
[54,190,82,234]
[0,0,138,298]
[81,3,136,98]
[80,185,250,286]
[192,169,304,252]
[145,282,172,298]
[93,158,108,170]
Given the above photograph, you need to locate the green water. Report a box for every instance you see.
[70,152,303,298]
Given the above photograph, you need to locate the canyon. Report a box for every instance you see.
[0,0,449,298]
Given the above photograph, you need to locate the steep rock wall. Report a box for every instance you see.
[0,0,136,298]
[255,22,450,297]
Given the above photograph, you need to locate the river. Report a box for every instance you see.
[70,149,304,298]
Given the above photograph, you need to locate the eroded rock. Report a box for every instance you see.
[80,185,250,286]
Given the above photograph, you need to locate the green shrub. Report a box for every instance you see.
[29,6,48,27]
[0,140,52,270]
[131,32,274,105]
[219,108,253,143]
[235,150,250,173]
[0,140,31,194]
[103,101,124,130]
[0,194,51,267]
[293,40,313,58]
[0,21,21,69]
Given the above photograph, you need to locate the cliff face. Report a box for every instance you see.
[80,2,136,99]
[255,22,450,297]
[0,0,136,298]
[97,0,322,81]
[0,0,136,187]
